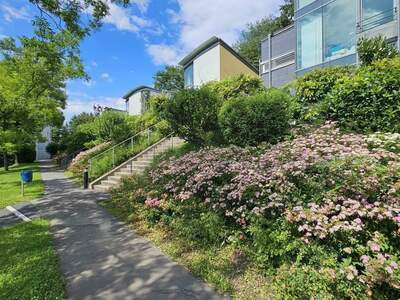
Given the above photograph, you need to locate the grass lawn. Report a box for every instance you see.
[0,163,44,209]
[0,219,65,300]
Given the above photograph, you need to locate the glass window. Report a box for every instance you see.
[362,0,395,31]
[297,0,315,9]
[297,9,322,70]
[323,0,357,62]
[184,63,193,88]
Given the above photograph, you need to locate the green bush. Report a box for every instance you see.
[163,87,221,146]
[205,74,265,102]
[358,36,398,66]
[218,89,293,146]
[294,66,354,121]
[328,58,400,133]
[45,142,59,157]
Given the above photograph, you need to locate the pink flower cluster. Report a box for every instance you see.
[144,198,161,208]
[151,122,400,232]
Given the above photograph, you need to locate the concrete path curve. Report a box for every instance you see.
[29,161,227,300]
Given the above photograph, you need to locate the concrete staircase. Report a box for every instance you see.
[90,136,184,192]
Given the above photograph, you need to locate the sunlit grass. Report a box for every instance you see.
[0,163,44,208]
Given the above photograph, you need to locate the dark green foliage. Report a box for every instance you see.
[163,88,221,146]
[153,65,184,92]
[234,0,294,69]
[205,74,265,102]
[218,89,294,146]
[294,66,354,121]
[358,36,398,66]
[45,142,59,157]
[328,58,400,133]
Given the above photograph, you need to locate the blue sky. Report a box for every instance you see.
[0,0,284,122]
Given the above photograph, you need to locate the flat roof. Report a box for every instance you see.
[178,36,258,73]
[123,85,159,100]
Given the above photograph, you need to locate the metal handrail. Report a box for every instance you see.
[88,123,161,178]
[358,8,396,32]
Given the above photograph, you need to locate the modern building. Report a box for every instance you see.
[261,0,400,87]
[179,36,259,88]
[123,86,162,116]
[35,126,52,161]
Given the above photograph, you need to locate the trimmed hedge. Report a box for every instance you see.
[218,89,293,146]
[328,58,400,133]
[163,87,221,146]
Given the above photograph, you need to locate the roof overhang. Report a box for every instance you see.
[123,85,160,100]
[178,36,258,74]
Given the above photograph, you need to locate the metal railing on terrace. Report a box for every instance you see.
[358,8,397,32]
[88,124,163,181]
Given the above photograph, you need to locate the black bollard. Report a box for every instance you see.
[83,168,89,189]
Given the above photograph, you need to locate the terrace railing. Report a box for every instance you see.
[88,124,163,181]
[358,8,396,33]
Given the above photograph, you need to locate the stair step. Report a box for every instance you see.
[93,185,111,192]
[133,161,151,167]
[109,175,123,181]
[101,180,119,187]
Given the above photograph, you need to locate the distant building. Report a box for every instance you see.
[122,86,162,116]
[261,0,400,87]
[179,36,259,88]
[35,126,52,161]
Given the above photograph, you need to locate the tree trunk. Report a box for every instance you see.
[14,153,19,166]
[3,153,8,171]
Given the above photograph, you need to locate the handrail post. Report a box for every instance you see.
[88,159,92,181]
[147,128,150,145]
[131,137,134,152]
[112,148,115,168]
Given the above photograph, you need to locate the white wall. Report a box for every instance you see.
[35,126,52,161]
[193,44,221,86]
[127,92,142,116]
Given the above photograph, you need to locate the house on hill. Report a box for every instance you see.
[123,86,162,116]
[179,36,259,88]
[261,0,399,87]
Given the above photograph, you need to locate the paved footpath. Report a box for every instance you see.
[3,161,227,300]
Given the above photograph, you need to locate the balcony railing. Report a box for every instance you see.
[358,8,397,33]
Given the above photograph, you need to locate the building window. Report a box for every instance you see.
[323,0,356,62]
[362,0,395,31]
[297,8,322,70]
[184,63,194,88]
[297,0,315,10]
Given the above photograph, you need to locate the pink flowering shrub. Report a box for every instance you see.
[112,122,400,298]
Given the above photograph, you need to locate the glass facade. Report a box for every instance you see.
[297,0,357,70]
[297,0,315,9]
[184,63,194,88]
[362,0,395,31]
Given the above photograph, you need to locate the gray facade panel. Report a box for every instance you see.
[261,73,270,87]
[271,28,296,57]
[296,53,357,76]
[271,64,296,87]
[261,39,270,62]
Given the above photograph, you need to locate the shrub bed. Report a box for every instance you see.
[218,89,293,146]
[109,122,400,299]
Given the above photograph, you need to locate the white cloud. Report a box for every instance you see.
[147,0,283,65]
[63,92,126,122]
[91,61,98,67]
[146,44,180,65]
[102,1,152,33]
[1,3,31,22]
[100,73,112,82]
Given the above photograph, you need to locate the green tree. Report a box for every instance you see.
[0,29,84,169]
[153,65,184,92]
[234,0,294,69]
[357,36,398,66]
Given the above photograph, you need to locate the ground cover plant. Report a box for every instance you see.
[108,122,400,299]
[0,163,44,208]
[0,219,65,300]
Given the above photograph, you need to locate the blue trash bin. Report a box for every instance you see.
[20,170,33,183]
